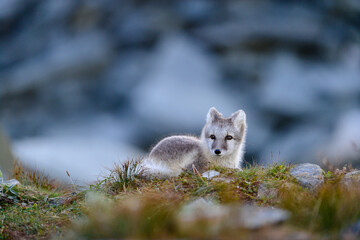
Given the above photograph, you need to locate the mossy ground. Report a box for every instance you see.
[0,186,82,239]
[0,162,83,239]
[1,160,359,239]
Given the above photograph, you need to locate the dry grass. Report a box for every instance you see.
[12,161,64,191]
[66,192,182,239]
[95,157,145,194]
[279,177,360,234]
[4,158,360,239]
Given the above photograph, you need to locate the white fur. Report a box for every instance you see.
[143,107,247,177]
[141,150,198,177]
[141,158,174,177]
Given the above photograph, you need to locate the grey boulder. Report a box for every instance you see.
[290,163,324,189]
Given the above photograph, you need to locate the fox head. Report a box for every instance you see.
[201,107,247,158]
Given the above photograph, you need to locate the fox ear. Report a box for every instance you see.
[231,109,246,128]
[207,107,222,122]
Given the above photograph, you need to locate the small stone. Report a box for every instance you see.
[290,163,324,189]
[178,198,226,221]
[344,170,360,179]
[238,205,290,229]
[341,170,360,187]
[212,177,231,183]
[202,170,220,179]
[179,198,216,217]
[48,197,66,207]
[47,192,77,207]
[178,198,228,233]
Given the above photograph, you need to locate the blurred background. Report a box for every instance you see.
[0,0,360,184]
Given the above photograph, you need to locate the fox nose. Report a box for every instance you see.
[214,149,221,155]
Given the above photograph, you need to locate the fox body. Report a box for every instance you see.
[142,108,247,177]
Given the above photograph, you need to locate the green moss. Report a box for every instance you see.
[0,184,83,239]
[265,163,292,180]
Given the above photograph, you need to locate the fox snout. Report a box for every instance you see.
[214,149,221,155]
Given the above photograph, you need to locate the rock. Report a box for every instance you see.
[202,170,220,179]
[178,198,228,233]
[238,205,290,229]
[47,192,77,207]
[343,171,360,181]
[290,163,324,189]
[131,34,236,134]
[341,171,360,187]
[212,177,231,183]
[179,198,222,220]
[0,127,15,179]
[179,199,290,231]
[47,197,66,207]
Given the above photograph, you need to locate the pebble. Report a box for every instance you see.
[238,205,290,229]
[178,198,290,230]
[341,170,360,187]
[290,163,324,189]
[212,177,231,183]
[202,170,220,179]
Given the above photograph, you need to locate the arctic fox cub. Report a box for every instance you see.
[142,107,247,177]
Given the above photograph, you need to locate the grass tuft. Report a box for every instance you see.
[98,157,145,194]
[13,161,61,191]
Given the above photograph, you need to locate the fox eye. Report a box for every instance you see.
[225,135,233,140]
[209,135,216,140]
